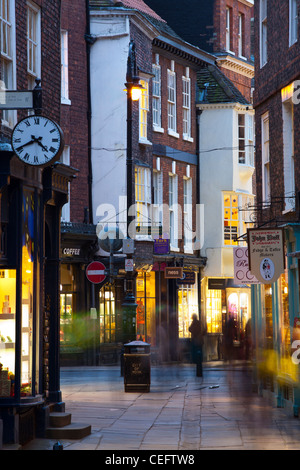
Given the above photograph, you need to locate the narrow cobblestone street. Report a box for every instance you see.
[21,362,300,451]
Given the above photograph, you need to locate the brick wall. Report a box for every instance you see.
[214,0,253,60]
[253,0,300,222]
[151,53,197,155]
[61,0,89,223]
[13,0,61,123]
[151,50,198,254]
[253,0,300,107]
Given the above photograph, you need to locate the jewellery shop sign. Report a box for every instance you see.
[247,228,285,284]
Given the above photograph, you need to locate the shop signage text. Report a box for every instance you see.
[62,247,81,256]
[177,270,195,285]
[233,247,259,285]
[164,267,183,279]
[247,228,285,284]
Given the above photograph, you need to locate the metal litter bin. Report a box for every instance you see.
[124,340,150,392]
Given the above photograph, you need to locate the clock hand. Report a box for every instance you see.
[36,140,48,152]
[16,139,35,151]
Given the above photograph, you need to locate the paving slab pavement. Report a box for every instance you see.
[17,362,300,451]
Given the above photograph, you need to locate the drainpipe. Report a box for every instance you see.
[196,107,204,351]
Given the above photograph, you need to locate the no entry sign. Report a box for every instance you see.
[86,261,106,284]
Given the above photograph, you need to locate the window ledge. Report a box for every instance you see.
[170,245,180,252]
[61,98,72,105]
[168,129,179,139]
[183,135,194,143]
[153,125,164,134]
[139,138,152,146]
[289,39,298,48]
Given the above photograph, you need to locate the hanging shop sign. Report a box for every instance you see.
[86,261,106,284]
[164,267,183,279]
[177,269,196,285]
[247,228,285,284]
[233,247,259,285]
[208,278,226,290]
[154,237,170,254]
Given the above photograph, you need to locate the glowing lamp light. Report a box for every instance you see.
[131,85,142,101]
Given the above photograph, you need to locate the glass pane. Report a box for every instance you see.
[178,276,198,338]
[0,269,16,397]
[21,190,34,396]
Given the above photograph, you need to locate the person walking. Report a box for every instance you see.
[189,314,203,376]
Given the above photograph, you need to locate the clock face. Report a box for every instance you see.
[11,115,64,166]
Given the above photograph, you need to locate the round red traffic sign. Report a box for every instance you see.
[86,261,106,284]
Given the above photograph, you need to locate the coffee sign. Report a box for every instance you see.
[247,228,285,284]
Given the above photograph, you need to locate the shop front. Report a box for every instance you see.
[202,277,252,361]
[251,225,300,416]
[0,144,76,445]
[59,223,99,366]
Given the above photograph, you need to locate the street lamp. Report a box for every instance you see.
[122,40,142,344]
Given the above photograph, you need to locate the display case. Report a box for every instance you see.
[0,269,16,397]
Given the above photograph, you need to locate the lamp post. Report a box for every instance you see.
[122,41,142,344]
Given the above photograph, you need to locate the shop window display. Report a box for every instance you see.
[264,284,273,341]
[99,285,115,343]
[136,272,156,344]
[178,276,198,338]
[0,269,16,397]
[206,288,222,334]
[21,189,35,396]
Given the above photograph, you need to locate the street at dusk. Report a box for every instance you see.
[1,0,300,454]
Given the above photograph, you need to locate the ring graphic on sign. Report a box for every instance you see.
[236,270,244,280]
[260,257,275,281]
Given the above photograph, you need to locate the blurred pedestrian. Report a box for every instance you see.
[223,315,235,361]
[189,314,203,365]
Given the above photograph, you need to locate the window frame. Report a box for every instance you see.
[289,0,298,46]
[169,172,179,250]
[260,0,268,67]
[139,78,151,145]
[0,0,16,127]
[182,70,192,141]
[261,112,270,202]
[282,89,295,212]
[135,166,152,239]
[238,13,245,58]
[167,64,179,138]
[61,30,71,105]
[223,193,239,246]
[183,176,193,252]
[152,61,163,132]
[27,1,41,89]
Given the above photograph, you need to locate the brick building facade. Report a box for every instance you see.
[143,0,254,102]
[0,0,79,446]
[252,0,300,414]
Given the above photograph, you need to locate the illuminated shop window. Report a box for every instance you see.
[60,264,75,346]
[99,285,115,343]
[21,189,35,396]
[178,275,198,338]
[0,269,16,397]
[263,284,273,340]
[280,271,290,355]
[206,288,222,334]
[136,272,156,344]
[224,193,239,245]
